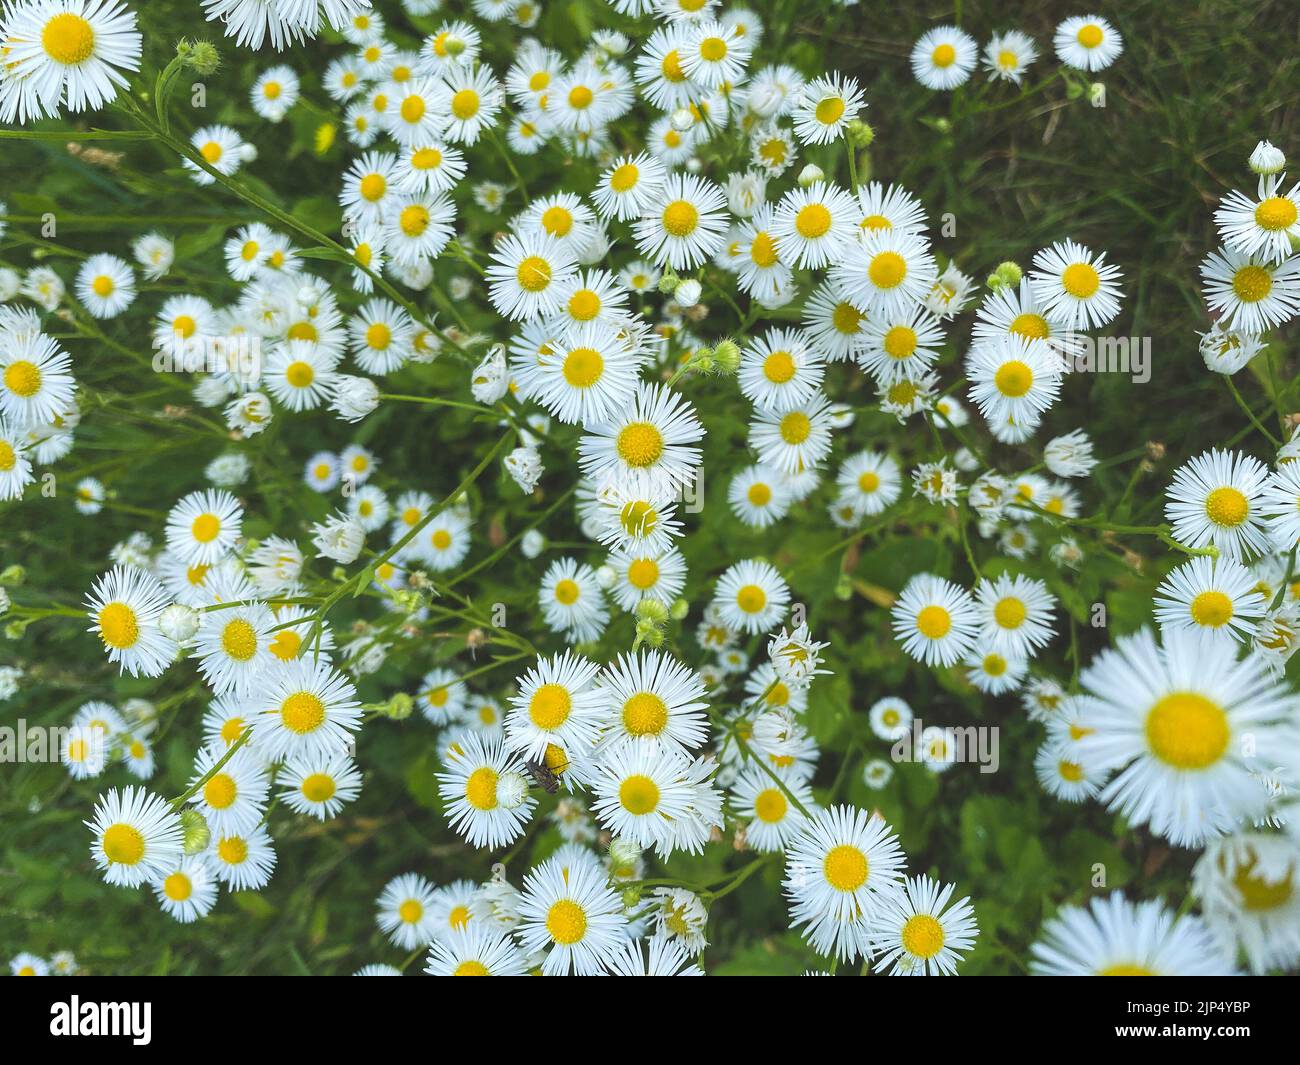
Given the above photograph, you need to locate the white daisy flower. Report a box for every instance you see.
[605,545,688,612]
[485,231,578,321]
[424,924,529,976]
[1028,239,1124,330]
[1076,627,1297,847]
[747,392,835,474]
[604,935,705,976]
[871,875,979,975]
[1053,14,1124,72]
[859,306,945,384]
[516,856,629,975]
[728,463,792,528]
[738,328,826,413]
[836,450,902,517]
[910,26,978,90]
[1215,175,1300,263]
[377,873,440,949]
[974,572,1058,659]
[592,152,668,222]
[868,696,912,741]
[730,768,814,853]
[771,182,857,269]
[1154,555,1267,643]
[832,229,938,318]
[1200,245,1300,334]
[504,652,606,762]
[86,786,184,888]
[892,573,980,667]
[437,731,535,849]
[634,173,730,271]
[84,565,175,678]
[151,855,218,924]
[0,330,76,428]
[186,743,269,838]
[712,558,790,635]
[1031,893,1234,975]
[792,72,864,145]
[539,556,610,643]
[254,658,363,762]
[165,489,243,567]
[578,381,704,488]
[983,30,1038,83]
[966,334,1063,427]
[598,650,710,754]
[279,751,363,820]
[1165,448,1271,560]
[75,254,135,318]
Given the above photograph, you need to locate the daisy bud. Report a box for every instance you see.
[238,142,258,164]
[382,692,414,720]
[674,278,702,306]
[834,574,853,600]
[671,108,695,131]
[634,618,664,649]
[1250,139,1286,175]
[314,122,336,155]
[595,564,616,589]
[609,837,641,869]
[471,345,509,404]
[4,621,27,640]
[636,598,669,624]
[329,374,380,423]
[797,163,824,187]
[497,771,529,809]
[685,156,703,173]
[521,529,546,559]
[180,809,210,855]
[158,603,199,642]
[622,885,643,909]
[712,338,741,373]
[182,40,221,76]
[670,598,690,621]
[2,565,27,584]
[657,271,680,294]
[845,118,875,147]
[992,260,1022,289]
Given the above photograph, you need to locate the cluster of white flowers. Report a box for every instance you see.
[5,0,1299,980]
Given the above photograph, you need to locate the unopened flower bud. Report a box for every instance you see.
[797,163,824,187]
[674,278,702,306]
[845,118,875,147]
[180,809,210,854]
[159,603,199,642]
[712,338,741,373]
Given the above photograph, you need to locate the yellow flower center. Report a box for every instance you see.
[764,350,796,383]
[401,95,426,123]
[623,692,668,736]
[451,89,480,119]
[517,255,552,292]
[399,899,423,923]
[285,360,314,387]
[529,683,571,729]
[546,899,587,944]
[280,691,326,734]
[699,36,727,61]
[553,578,580,604]
[301,773,335,802]
[567,289,601,321]
[1061,262,1100,298]
[916,605,951,639]
[931,43,956,68]
[736,583,767,613]
[204,773,237,810]
[42,13,96,64]
[994,360,1033,397]
[1189,590,1233,627]
[749,231,779,268]
[1009,312,1050,339]
[541,205,573,236]
[883,325,917,360]
[287,321,317,342]
[102,823,145,865]
[823,844,868,891]
[901,913,945,957]
[994,596,1026,629]
[868,251,907,289]
[796,203,832,239]
[1076,24,1104,48]
[610,163,639,192]
[1058,760,1084,782]
[754,788,786,823]
[4,360,41,397]
[91,275,114,297]
[97,602,138,649]
[1232,264,1272,303]
[200,141,223,164]
[627,558,660,589]
[1145,692,1229,769]
[662,200,699,237]
[453,960,489,976]
[779,411,811,444]
[1204,485,1249,527]
[465,766,499,810]
[616,421,664,467]
[399,205,430,236]
[661,50,686,82]
[619,773,660,814]
[1233,859,1294,911]
[748,482,772,505]
[411,147,442,170]
[163,873,192,901]
[815,96,845,125]
[567,85,593,109]
[562,346,604,388]
[221,618,258,661]
[1255,196,1298,231]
